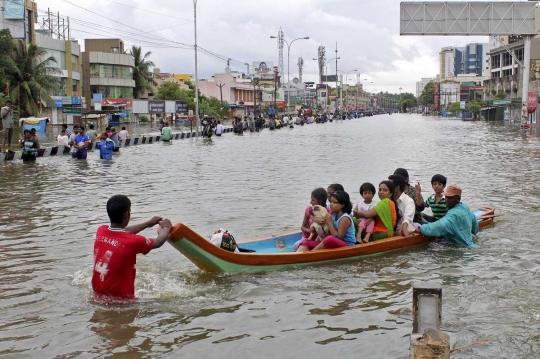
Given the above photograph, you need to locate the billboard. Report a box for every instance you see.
[148,100,165,114]
[400,2,536,36]
[103,98,133,107]
[321,75,338,82]
[253,61,274,75]
[175,101,188,113]
[4,0,24,19]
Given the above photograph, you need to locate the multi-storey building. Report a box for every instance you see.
[82,39,135,110]
[416,78,435,98]
[439,47,454,79]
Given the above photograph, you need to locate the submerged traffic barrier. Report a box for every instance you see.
[1,128,235,164]
[410,281,450,359]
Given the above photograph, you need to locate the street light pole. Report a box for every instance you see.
[193,0,200,137]
[322,57,339,112]
[339,69,357,111]
[270,35,309,114]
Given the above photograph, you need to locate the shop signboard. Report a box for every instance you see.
[5,0,25,19]
[148,100,165,113]
[62,107,82,114]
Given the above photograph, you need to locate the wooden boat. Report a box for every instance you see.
[167,207,495,273]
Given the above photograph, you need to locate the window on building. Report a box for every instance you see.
[503,52,512,67]
[71,55,77,72]
[90,85,133,98]
[89,64,133,79]
[72,79,79,93]
[492,71,501,78]
[52,78,67,96]
[514,67,519,75]
[46,49,66,69]
[515,48,524,62]
[503,69,512,77]
[491,55,500,69]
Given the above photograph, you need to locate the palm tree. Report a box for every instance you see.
[9,41,60,117]
[126,46,156,99]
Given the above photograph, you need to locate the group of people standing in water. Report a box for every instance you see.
[296,168,479,251]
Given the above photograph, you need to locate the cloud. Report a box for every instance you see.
[43,0,490,94]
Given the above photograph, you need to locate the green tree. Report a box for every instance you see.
[397,92,417,111]
[200,96,230,119]
[8,41,60,117]
[449,102,461,114]
[0,29,15,94]
[466,99,484,118]
[494,91,507,100]
[419,82,435,107]
[126,46,156,99]
[155,82,183,100]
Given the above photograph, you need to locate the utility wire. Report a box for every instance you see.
[99,0,193,22]
[43,3,251,70]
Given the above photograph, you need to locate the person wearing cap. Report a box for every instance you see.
[388,174,415,238]
[419,185,479,247]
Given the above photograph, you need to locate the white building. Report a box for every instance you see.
[416,77,435,98]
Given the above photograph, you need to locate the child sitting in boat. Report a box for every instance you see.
[295,188,329,250]
[414,174,447,223]
[296,190,356,251]
[355,181,399,240]
[353,182,377,243]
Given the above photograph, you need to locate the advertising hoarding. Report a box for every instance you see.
[148,100,165,114]
[103,98,133,107]
[528,92,537,114]
[253,61,274,75]
[175,101,188,113]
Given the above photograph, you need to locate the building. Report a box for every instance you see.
[483,38,540,109]
[197,73,264,117]
[416,77,435,98]
[342,84,367,109]
[36,32,82,98]
[439,47,454,79]
[82,39,135,110]
[137,69,191,100]
[454,43,490,76]
[440,43,490,79]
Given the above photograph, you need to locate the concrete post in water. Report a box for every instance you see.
[410,281,449,359]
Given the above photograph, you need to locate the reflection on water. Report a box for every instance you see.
[0,115,539,358]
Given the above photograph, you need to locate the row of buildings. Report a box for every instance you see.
[2,0,374,124]
[415,9,540,123]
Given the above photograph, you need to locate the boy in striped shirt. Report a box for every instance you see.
[414,174,448,223]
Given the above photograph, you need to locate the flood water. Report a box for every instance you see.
[0,114,539,358]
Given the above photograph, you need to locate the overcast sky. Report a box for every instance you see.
[40,0,489,95]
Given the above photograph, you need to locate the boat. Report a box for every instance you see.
[167,207,495,273]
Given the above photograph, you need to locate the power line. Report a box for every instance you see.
[57,3,251,69]
[99,0,193,22]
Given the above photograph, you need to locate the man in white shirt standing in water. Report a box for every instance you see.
[1,100,13,151]
[215,120,224,136]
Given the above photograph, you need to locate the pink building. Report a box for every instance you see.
[198,73,263,116]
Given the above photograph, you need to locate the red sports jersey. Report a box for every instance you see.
[92,225,154,298]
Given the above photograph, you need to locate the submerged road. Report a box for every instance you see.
[0,114,538,358]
